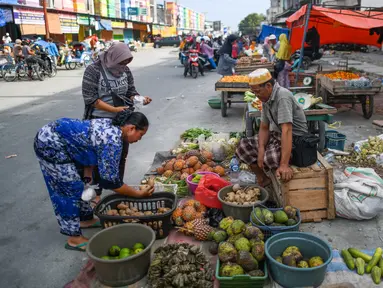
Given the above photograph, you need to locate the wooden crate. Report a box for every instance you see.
[266,153,335,223]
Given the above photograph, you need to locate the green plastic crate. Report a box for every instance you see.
[216,259,268,288]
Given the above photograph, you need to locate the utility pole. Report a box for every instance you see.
[43,0,50,38]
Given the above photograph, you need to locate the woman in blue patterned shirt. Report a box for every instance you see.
[34,110,151,251]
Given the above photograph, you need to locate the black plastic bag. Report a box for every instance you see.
[207,208,225,227]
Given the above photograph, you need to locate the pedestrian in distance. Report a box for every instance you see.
[2,32,12,44]
[217,34,238,76]
[46,38,59,66]
[200,37,217,70]
[82,42,152,204]
[34,110,153,251]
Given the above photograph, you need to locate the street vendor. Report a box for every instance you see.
[217,34,238,76]
[236,68,308,186]
[34,110,153,251]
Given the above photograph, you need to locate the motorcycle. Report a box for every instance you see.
[36,49,57,77]
[129,42,137,52]
[183,49,203,79]
[291,47,323,70]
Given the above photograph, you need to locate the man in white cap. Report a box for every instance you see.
[236,68,308,186]
[2,33,12,44]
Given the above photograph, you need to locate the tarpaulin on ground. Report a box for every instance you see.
[257,24,290,43]
[286,5,383,50]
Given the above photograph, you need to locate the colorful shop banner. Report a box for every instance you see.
[62,0,74,11]
[0,7,13,27]
[13,8,44,25]
[77,15,95,26]
[59,14,79,33]
[111,21,125,28]
[128,7,138,16]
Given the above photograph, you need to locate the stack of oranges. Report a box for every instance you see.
[324,71,359,80]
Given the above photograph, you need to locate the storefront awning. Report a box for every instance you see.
[47,13,62,34]
[20,24,46,35]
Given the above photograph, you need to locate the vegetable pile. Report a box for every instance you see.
[224,184,261,206]
[274,246,324,268]
[181,128,212,140]
[106,203,171,217]
[99,243,145,260]
[341,247,383,284]
[251,206,299,227]
[148,243,214,288]
[324,71,359,80]
[211,217,266,277]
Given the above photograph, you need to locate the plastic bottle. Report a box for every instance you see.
[229,155,240,184]
[324,153,334,163]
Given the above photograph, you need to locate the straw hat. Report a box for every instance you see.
[249,68,272,85]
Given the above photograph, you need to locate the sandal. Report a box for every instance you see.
[81,221,101,229]
[65,242,88,252]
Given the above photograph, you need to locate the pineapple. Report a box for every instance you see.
[186,156,199,167]
[196,204,207,213]
[184,150,201,159]
[198,155,207,164]
[174,216,184,227]
[201,150,213,160]
[182,206,196,222]
[195,212,204,219]
[172,207,183,220]
[194,225,214,241]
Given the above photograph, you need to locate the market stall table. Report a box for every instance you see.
[246,102,337,151]
[215,85,249,118]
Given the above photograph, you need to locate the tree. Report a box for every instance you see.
[238,13,266,35]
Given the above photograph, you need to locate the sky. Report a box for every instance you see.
[177,0,269,30]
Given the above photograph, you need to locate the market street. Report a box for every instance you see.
[0,48,383,287]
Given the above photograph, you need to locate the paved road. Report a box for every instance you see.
[1,48,383,287]
[0,48,243,288]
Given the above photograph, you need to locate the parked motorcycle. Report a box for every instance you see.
[291,47,323,70]
[183,49,203,79]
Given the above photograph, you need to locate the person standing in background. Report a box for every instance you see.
[46,38,59,66]
[13,39,23,63]
[274,34,292,88]
[217,34,238,76]
[2,32,12,44]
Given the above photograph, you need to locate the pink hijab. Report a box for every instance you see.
[264,37,270,45]
[99,42,133,77]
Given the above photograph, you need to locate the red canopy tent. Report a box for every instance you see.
[286,5,383,51]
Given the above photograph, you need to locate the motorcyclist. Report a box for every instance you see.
[22,40,47,77]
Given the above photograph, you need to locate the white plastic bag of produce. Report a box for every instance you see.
[199,133,231,162]
[334,167,383,220]
[81,184,97,202]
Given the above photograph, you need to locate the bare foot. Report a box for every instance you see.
[80,218,99,228]
[67,235,89,250]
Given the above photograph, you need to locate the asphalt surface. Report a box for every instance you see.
[0,48,243,288]
[1,48,383,288]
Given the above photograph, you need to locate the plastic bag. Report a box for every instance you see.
[195,174,231,209]
[238,171,257,184]
[81,184,97,202]
[133,95,146,110]
[199,133,231,162]
[334,167,383,220]
[206,208,225,228]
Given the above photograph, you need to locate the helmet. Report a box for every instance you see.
[269,34,277,40]
[196,36,202,43]
[186,35,193,43]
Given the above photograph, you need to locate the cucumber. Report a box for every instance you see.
[371,266,382,285]
[355,257,365,275]
[366,247,383,273]
[379,257,383,271]
[341,249,355,270]
[348,248,372,262]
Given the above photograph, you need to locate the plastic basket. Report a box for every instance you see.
[186,171,219,195]
[325,130,346,151]
[94,192,177,239]
[250,205,301,240]
[216,258,268,288]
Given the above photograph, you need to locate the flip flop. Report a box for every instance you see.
[81,221,101,229]
[65,242,88,252]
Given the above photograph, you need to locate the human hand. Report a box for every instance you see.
[114,106,129,113]
[139,185,154,197]
[143,96,152,105]
[276,164,293,182]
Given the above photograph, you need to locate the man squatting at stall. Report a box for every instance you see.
[236,68,308,186]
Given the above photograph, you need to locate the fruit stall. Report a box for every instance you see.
[67,128,383,288]
[235,57,274,75]
[317,70,382,119]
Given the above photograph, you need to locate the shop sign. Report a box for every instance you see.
[111,21,125,28]
[77,15,95,26]
[60,14,79,33]
[140,8,147,16]
[128,7,138,16]
[126,22,133,29]
[13,8,44,25]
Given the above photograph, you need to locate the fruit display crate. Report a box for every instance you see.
[94,192,177,239]
[265,152,335,223]
[250,207,301,240]
[216,259,268,288]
